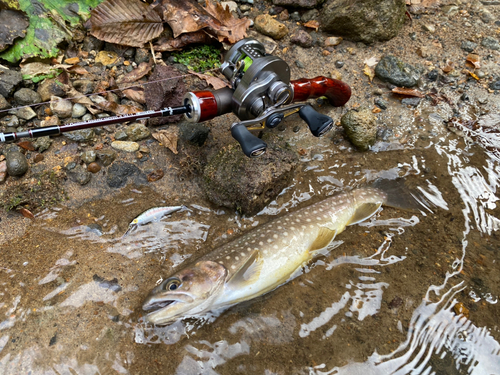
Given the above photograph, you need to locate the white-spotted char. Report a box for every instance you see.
[123,205,184,236]
[143,183,418,325]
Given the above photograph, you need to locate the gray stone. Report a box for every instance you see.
[73,80,94,95]
[0,115,18,127]
[254,14,289,40]
[72,103,87,118]
[479,8,495,23]
[33,136,52,152]
[482,36,500,50]
[64,128,94,142]
[37,79,66,102]
[301,9,319,22]
[106,161,145,188]
[375,55,420,87]
[111,141,140,152]
[6,150,29,176]
[50,96,73,119]
[125,123,151,141]
[114,130,128,140]
[461,40,478,52]
[401,97,422,107]
[0,67,23,97]
[202,137,299,215]
[81,150,97,164]
[13,88,42,106]
[179,122,210,147]
[341,107,377,151]
[82,114,93,122]
[83,36,104,52]
[96,149,117,166]
[442,5,459,16]
[321,0,406,44]
[16,106,37,120]
[490,80,500,90]
[0,94,9,111]
[374,98,388,110]
[135,48,151,65]
[68,166,91,185]
[291,30,314,48]
[272,0,324,9]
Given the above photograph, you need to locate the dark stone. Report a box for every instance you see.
[37,78,66,102]
[321,0,406,44]
[64,129,94,143]
[295,60,305,69]
[13,88,42,106]
[179,122,210,147]
[83,36,104,52]
[374,98,388,110]
[73,80,95,95]
[401,97,421,107]
[291,30,314,48]
[202,137,299,215]
[106,161,146,188]
[301,9,319,22]
[489,80,500,90]
[0,67,23,97]
[335,61,345,69]
[481,36,500,50]
[461,40,477,53]
[427,69,439,81]
[96,150,117,166]
[33,136,52,153]
[49,334,57,346]
[68,166,91,185]
[135,48,151,65]
[375,55,420,87]
[5,150,28,176]
[272,0,324,9]
[105,43,135,59]
[388,296,403,309]
[0,94,10,112]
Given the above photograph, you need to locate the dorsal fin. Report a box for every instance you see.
[309,227,337,253]
[347,202,382,226]
[226,251,263,288]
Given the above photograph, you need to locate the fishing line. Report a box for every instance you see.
[0,67,222,115]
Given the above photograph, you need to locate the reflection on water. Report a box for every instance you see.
[1,113,500,374]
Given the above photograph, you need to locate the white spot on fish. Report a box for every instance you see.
[267,239,273,243]
[226,256,230,260]
[273,245,278,249]
[259,241,264,246]
[306,218,311,222]
[273,234,278,239]
[291,226,296,231]
[235,256,239,261]
[231,265,236,270]
[247,247,252,251]
[284,232,289,236]
[278,226,282,230]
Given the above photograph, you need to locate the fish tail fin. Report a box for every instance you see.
[371,178,432,212]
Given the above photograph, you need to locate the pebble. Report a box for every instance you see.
[375,55,420,87]
[13,88,42,106]
[111,141,140,152]
[72,103,87,118]
[1,115,19,128]
[0,67,23,97]
[33,136,52,152]
[422,24,435,33]
[82,114,93,122]
[73,80,94,95]
[461,40,477,53]
[6,150,29,177]
[33,153,44,163]
[401,97,422,107]
[481,36,500,50]
[374,98,388,110]
[335,61,345,69]
[341,107,377,151]
[179,122,210,147]
[16,107,37,120]
[490,80,500,90]
[290,30,313,48]
[68,166,91,185]
[50,96,73,119]
[125,123,151,141]
[65,128,94,142]
[96,150,117,166]
[37,79,66,102]
[0,94,9,110]
[254,14,289,40]
[325,37,343,47]
[114,130,128,140]
[295,60,305,69]
[87,162,101,173]
[0,161,7,184]
[81,150,97,164]
[427,69,439,81]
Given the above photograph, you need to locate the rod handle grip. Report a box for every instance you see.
[291,76,351,107]
[231,124,267,157]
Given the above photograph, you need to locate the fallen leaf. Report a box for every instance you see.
[392,87,424,97]
[64,57,80,65]
[67,65,89,75]
[465,53,480,69]
[0,5,29,52]
[464,69,479,80]
[18,207,35,220]
[364,56,379,67]
[160,0,251,44]
[92,93,143,115]
[65,87,101,115]
[189,70,230,90]
[303,20,319,31]
[153,128,178,154]
[17,141,35,151]
[372,107,382,113]
[90,0,164,47]
[363,65,375,82]
[154,31,213,52]
[117,59,153,85]
[122,88,146,104]
[442,61,454,73]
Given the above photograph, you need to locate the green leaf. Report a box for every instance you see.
[0,0,105,62]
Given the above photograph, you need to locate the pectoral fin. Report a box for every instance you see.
[226,251,263,288]
[309,227,337,253]
[347,203,382,226]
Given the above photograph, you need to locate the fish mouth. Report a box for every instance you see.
[142,299,175,312]
[142,292,194,313]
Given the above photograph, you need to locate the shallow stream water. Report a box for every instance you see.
[1,99,500,374]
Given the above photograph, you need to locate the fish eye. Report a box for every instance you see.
[164,278,181,291]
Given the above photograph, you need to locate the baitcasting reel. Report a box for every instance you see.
[183,38,351,157]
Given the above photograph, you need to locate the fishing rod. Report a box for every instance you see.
[0,38,352,157]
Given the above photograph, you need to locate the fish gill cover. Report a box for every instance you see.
[0,0,105,62]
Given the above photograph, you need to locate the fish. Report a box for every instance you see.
[124,205,184,236]
[142,181,420,325]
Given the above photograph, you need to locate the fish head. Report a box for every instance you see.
[142,260,227,324]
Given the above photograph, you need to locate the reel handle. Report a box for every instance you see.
[299,105,334,137]
[231,124,267,157]
[291,77,351,107]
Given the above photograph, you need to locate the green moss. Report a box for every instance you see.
[172,45,221,72]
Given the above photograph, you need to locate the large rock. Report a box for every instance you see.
[0,67,22,97]
[272,0,325,9]
[375,55,420,87]
[321,0,406,44]
[202,137,299,215]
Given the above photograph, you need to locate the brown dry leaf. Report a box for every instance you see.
[94,94,143,115]
[465,69,479,80]
[153,128,179,154]
[363,65,375,82]
[160,0,251,43]
[154,31,213,52]
[122,88,146,103]
[189,70,230,90]
[18,207,35,221]
[64,57,80,65]
[303,20,320,31]
[372,107,382,113]
[65,87,101,115]
[392,87,424,97]
[117,60,153,86]
[67,66,89,75]
[466,53,480,69]
[17,141,35,151]
[442,61,454,73]
[90,0,164,47]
